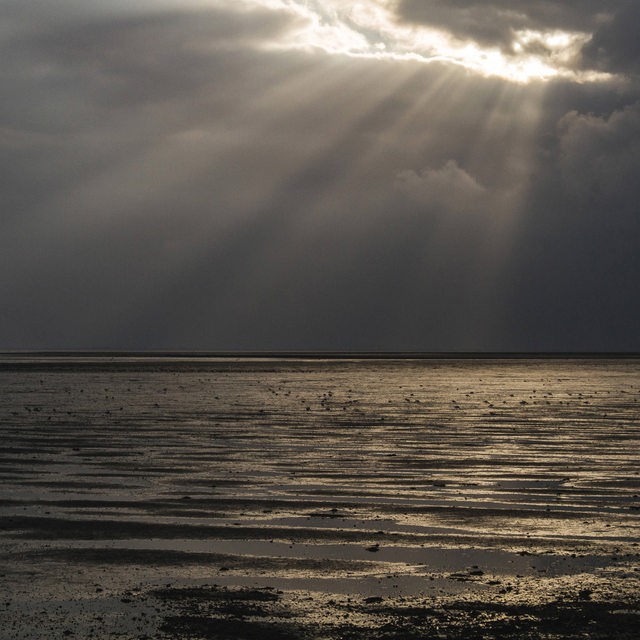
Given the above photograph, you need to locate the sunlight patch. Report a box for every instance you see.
[232,0,612,83]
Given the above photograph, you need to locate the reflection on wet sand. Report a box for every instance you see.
[0,357,639,638]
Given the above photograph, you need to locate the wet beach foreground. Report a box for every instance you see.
[0,356,639,638]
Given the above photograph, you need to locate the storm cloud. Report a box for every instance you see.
[1,1,640,351]
[395,1,621,46]
[581,3,640,74]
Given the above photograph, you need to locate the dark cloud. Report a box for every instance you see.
[581,3,640,74]
[395,1,623,52]
[396,0,623,33]
[500,98,640,351]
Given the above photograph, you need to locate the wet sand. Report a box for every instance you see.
[0,357,639,638]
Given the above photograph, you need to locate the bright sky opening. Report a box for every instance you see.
[245,0,611,83]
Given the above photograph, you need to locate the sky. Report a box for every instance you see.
[2,0,640,352]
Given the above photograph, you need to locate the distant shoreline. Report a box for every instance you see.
[1,351,640,361]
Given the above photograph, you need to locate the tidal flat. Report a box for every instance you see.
[0,356,639,638]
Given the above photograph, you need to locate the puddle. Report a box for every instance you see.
[30,538,615,578]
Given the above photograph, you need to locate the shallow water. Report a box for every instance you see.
[1,357,639,638]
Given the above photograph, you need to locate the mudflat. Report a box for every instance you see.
[0,357,639,638]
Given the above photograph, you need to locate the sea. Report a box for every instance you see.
[2,355,639,516]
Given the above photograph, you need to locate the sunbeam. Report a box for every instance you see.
[3,0,639,351]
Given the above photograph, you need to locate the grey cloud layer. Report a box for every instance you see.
[2,2,640,350]
[581,3,640,73]
[505,99,640,350]
[396,0,622,33]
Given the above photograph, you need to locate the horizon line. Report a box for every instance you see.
[2,350,640,360]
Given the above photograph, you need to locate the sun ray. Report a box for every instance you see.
[34,3,564,347]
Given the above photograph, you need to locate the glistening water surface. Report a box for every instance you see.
[1,357,639,638]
